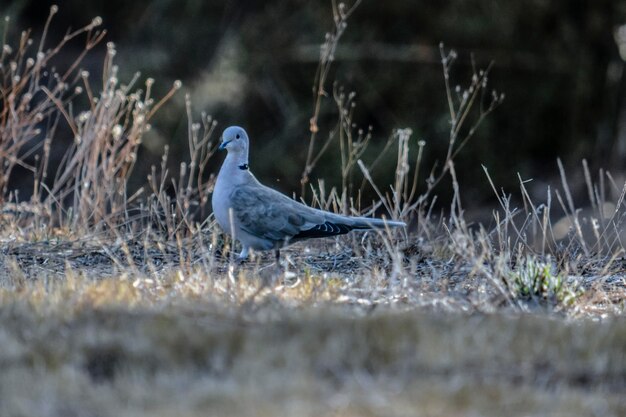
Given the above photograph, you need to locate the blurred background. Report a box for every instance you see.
[2,0,626,214]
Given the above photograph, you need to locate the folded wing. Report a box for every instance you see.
[230,183,404,245]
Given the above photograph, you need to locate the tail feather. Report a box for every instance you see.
[294,217,405,240]
[348,216,406,229]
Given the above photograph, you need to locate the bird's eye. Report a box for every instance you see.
[236,134,240,139]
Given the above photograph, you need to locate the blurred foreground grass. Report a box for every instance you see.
[1,295,625,416]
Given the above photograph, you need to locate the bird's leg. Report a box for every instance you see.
[275,249,281,265]
[237,246,250,265]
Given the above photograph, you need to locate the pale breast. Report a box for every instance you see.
[211,177,233,235]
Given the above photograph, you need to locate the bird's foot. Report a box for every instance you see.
[280,270,299,287]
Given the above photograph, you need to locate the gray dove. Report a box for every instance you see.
[212,126,406,262]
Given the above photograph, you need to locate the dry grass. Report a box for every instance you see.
[0,4,624,417]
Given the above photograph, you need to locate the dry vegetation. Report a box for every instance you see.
[0,4,624,417]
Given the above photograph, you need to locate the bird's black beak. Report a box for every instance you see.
[219,140,230,150]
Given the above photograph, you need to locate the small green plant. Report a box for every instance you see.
[508,256,581,306]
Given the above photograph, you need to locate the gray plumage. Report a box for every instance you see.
[212,126,406,260]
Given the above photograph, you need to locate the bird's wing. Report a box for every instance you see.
[230,183,326,242]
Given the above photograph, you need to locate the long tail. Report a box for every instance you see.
[294,215,405,240]
[347,216,406,229]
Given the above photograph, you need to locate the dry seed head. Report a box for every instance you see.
[12,75,20,83]
[9,61,17,71]
[107,42,116,57]
[50,5,58,14]
[146,78,154,87]
[418,140,426,147]
[26,58,34,68]
[81,70,89,78]
[78,111,90,122]
[144,123,151,132]
[74,86,83,94]
[74,135,82,144]
[91,17,102,27]
[35,113,44,122]
[398,128,413,139]
[173,80,182,89]
[36,52,45,62]
[112,124,123,139]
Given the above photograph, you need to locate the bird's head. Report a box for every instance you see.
[219,126,249,153]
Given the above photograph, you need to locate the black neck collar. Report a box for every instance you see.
[238,163,249,171]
